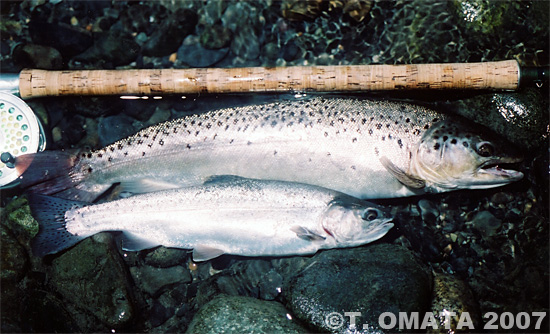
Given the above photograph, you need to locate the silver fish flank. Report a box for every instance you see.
[28,177,394,261]
[16,97,523,200]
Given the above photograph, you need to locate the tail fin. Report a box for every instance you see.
[28,194,89,257]
[15,150,101,202]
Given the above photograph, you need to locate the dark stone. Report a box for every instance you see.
[283,244,432,333]
[176,36,229,67]
[200,24,232,50]
[28,21,93,58]
[98,114,142,147]
[143,246,189,268]
[46,233,136,329]
[142,8,198,57]
[231,24,260,60]
[282,40,300,61]
[71,29,140,68]
[12,44,63,69]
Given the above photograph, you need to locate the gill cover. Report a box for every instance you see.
[410,120,523,191]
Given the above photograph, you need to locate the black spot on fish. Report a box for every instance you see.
[142,152,146,156]
[443,136,448,142]
[432,118,439,123]
[424,124,430,130]
[86,153,92,158]
[230,139,234,144]
[451,139,457,144]
[217,121,223,127]
[368,129,373,135]
[397,139,403,148]
[274,150,277,156]
[382,136,385,141]
[376,123,382,130]
[434,136,439,140]
[108,157,113,162]
[98,153,103,158]
[117,144,123,150]
[386,124,391,128]
[463,141,469,148]
[124,152,128,156]
[147,143,153,148]
[186,144,191,149]
[362,118,367,125]
[109,147,115,152]
[195,131,200,136]
[191,120,196,125]
[87,167,93,173]
[351,165,356,170]
[324,132,328,137]
[247,141,252,145]
[137,139,143,145]
[159,139,164,146]
[352,138,357,143]
[198,121,202,127]
[434,143,440,150]
[405,118,410,123]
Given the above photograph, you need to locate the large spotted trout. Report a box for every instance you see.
[15,97,523,201]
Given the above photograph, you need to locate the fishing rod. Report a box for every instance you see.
[0,60,547,188]
[0,60,547,98]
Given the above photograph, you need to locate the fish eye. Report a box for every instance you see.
[363,209,378,221]
[476,142,495,157]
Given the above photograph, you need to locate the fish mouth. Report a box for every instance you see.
[477,158,524,182]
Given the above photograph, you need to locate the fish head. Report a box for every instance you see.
[411,120,524,191]
[321,197,394,247]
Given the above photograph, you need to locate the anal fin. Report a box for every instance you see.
[192,245,225,262]
[119,232,160,252]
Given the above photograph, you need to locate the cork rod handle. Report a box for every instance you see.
[18,60,520,98]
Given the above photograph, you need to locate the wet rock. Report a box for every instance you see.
[0,225,29,282]
[490,192,514,205]
[3,197,39,244]
[98,114,143,147]
[428,272,481,333]
[142,8,198,57]
[187,295,308,333]
[21,288,82,333]
[283,244,432,333]
[258,268,284,301]
[448,89,549,150]
[176,35,229,67]
[231,24,260,60]
[418,199,439,224]
[144,246,189,268]
[451,0,525,37]
[71,29,140,68]
[28,20,93,58]
[130,264,192,297]
[46,233,135,329]
[144,106,172,127]
[470,211,501,238]
[200,24,232,50]
[12,44,63,69]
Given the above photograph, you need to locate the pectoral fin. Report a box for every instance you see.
[291,226,326,241]
[193,245,225,262]
[380,156,425,189]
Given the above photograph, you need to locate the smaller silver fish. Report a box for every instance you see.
[29,176,394,261]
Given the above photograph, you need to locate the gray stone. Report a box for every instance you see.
[449,89,549,150]
[470,211,501,237]
[186,295,308,334]
[428,272,481,333]
[176,35,229,67]
[47,233,136,329]
[283,244,432,333]
[98,114,143,147]
[144,246,189,268]
[130,264,192,297]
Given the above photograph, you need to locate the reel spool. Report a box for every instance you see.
[0,92,46,188]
